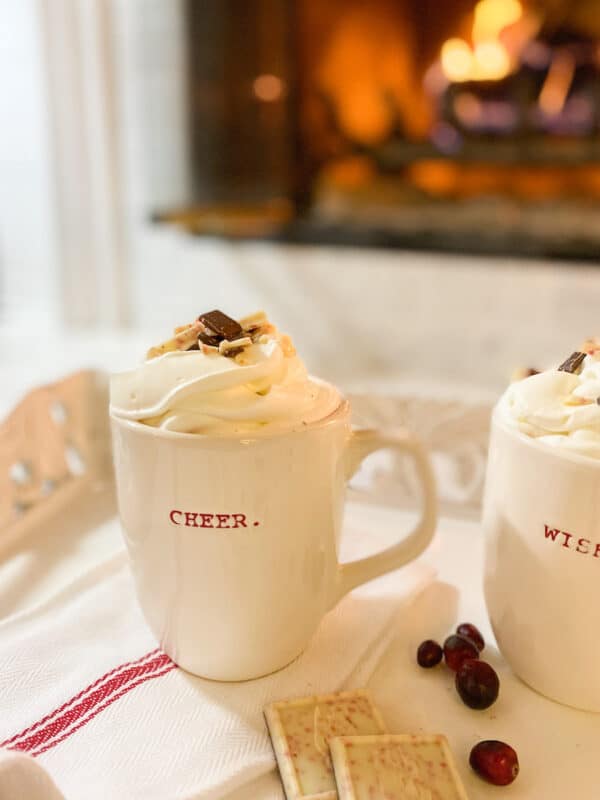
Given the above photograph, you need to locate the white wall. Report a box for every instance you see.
[0,0,59,329]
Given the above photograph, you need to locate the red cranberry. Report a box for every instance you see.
[470,740,519,786]
[417,640,443,668]
[456,622,485,652]
[456,659,499,709]
[443,634,479,671]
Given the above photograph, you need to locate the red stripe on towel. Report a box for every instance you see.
[30,664,177,758]
[0,648,162,749]
[2,649,176,756]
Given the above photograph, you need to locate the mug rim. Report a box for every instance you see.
[110,392,351,443]
[492,405,600,469]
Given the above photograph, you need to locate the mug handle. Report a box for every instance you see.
[333,428,438,604]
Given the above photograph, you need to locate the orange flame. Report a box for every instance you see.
[538,51,576,115]
[440,0,523,83]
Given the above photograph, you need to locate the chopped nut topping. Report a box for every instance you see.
[564,396,593,406]
[239,310,268,331]
[580,338,600,357]
[233,352,252,366]
[250,324,276,344]
[280,334,296,357]
[146,311,290,363]
[219,337,252,357]
[147,321,201,360]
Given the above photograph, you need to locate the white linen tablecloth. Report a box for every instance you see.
[0,509,433,800]
[2,496,600,800]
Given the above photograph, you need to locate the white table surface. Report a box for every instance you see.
[2,495,598,800]
[0,342,593,798]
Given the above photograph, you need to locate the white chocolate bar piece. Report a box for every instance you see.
[265,690,387,800]
[330,734,469,800]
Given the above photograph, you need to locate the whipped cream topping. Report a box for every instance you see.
[498,350,600,458]
[110,317,340,435]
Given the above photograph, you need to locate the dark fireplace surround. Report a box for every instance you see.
[153,0,600,260]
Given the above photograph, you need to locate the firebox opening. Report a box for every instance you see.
[153,0,600,260]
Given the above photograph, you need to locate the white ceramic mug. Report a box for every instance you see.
[111,392,437,680]
[483,410,600,711]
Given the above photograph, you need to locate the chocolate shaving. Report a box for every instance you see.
[558,351,586,374]
[196,318,223,347]
[197,322,221,347]
[223,347,244,358]
[198,310,243,341]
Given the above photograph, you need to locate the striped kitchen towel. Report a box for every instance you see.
[0,537,433,799]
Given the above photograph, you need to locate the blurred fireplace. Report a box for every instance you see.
[154,0,600,259]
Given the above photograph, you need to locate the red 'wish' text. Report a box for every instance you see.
[544,524,600,559]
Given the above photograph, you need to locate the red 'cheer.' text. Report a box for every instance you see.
[169,510,252,529]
